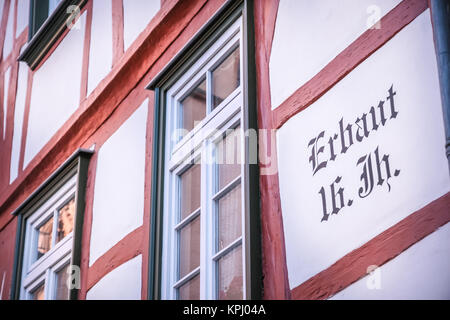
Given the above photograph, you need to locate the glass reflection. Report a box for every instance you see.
[212,47,240,109]
[218,245,243,300]
[57,198,75,243]
[179,216,201,279]
[37,218,53,260]
[181,78,207,132]
[178,274,200,300]
[216,126,241,190]
[180,164,201,220]
[217,184,242,251]
[31,284,45,300]
[55,264,70,300]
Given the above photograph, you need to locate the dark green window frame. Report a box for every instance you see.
[29,0,52,39]
[10,149,93,300]
[19,0,87,70]
[146,0,261,300]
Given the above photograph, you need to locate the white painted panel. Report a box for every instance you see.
[16,0,30,37]
[276,11,449,289]
[24,13,86,168]
[87,0,113,96]
[49,0,61,15]
[89,100,148,266]
[2,0,14,58]
[10,59,28,183]
[86,255,142,300]
[3,67,10,139]
[331,223,450,299]
[123,0,160,51]
[270,0,401,110]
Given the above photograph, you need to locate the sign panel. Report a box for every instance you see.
[276,11,450,289]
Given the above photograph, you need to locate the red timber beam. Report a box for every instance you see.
[254,0,291,300]
[292,192,450,300]
[272,0,428,130]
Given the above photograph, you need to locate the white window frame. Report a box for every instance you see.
[19,174,76,300]
[160,16,247,300]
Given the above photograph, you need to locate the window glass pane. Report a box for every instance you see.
[37,217,53,260]
[178,274,200,300]
[57,198,75,243]
[217,245,243,300]
[179,216,200,279]
[216,126,241,190]
[180,164,201,220]
[212,47,240,109]
[55,264,70,300]
[217,184,242,252]
[181,78,206,132]
[31,283,45,300]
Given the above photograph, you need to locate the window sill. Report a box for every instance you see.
[18,0,87,70]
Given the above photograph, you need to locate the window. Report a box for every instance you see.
[29,0,63,39]
[20,0,88,70]
[11,149,92,300]
[148,1,261,300]
[20,176,75,300]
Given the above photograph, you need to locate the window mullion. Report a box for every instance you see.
[212,176,241,201]
[209,138,218,299]
[206,71,212,115]
[49,266,57,300]
[170,171,178,300]
[52,209,58,248]
[173,266,200,289]
[199,140,207,299]
[212,236,242,261]
[43,268,51,300]
[174,208,201,231]
[239,97,248,299]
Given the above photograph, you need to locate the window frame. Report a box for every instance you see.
[19,0,88,70]
[20,174,76,300]
[162,19,244,299]
[147,0,261,300]
[10,149,93,300]
[29,0,51,39]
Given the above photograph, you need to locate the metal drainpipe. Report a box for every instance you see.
[430,0,450,169]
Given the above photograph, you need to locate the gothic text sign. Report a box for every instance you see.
[308,85,401,222]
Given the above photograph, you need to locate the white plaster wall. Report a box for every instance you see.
[3,67,10,139]
[276,11,449,289]
[331,223,450,299]
[2,0,14,58]
[16,0,30,37]
[10,58,28,183]
[87,0,113,96]
[89,100,148,266]
[270,0,401,110]
[24,13,86,168]
[86,255,142,300]
[122,0,160,51]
